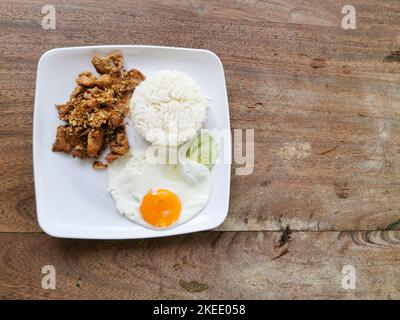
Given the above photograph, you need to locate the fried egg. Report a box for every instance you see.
[108,147,212,229]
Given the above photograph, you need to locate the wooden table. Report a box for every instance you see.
[1,0,400,299]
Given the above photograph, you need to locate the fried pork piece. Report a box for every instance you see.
[87,128,105,157]
[52,125,87,158]
[107,109,125,128]
[122,69,145,92]
[106,93,130,128]
[52,51,145,165]
[96,74,112,88]
[92,160,107,169]
[56,103,73,121]
[92,52,123,74]
[76,71,96,87]
[70,84,85,99]
[105,126,129,163]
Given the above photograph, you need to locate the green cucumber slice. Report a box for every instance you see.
[186,133,218,169]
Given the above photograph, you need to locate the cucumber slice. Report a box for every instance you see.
[189,147,201,163]
[186,133,218,169]
[186,134,201,158]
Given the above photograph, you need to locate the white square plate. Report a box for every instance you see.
[33,45,231,239]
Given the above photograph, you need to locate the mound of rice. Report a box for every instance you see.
[130,70,207,146]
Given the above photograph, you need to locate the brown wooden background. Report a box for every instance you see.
[1,0,400,299]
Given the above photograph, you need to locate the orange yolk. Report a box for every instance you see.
[140,189,181,228]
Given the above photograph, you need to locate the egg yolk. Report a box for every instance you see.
[140,189,181,228]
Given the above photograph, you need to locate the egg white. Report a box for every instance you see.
[108,148,212,229]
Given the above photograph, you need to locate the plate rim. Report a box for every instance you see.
[33,44,231,239]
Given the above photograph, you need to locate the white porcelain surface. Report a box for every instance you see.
[33,45,231,239]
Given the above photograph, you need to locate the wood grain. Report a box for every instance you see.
[1,0,400,232]
[1,231,399,299]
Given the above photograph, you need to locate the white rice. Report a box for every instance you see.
[130,70,207,146]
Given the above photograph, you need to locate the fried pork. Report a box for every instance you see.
[52,51,145,164]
